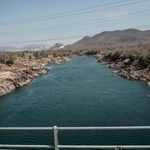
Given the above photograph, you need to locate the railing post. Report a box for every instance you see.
[54,126,59,150]
[115,147,122,150]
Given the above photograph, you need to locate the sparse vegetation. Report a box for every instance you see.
[139,57,150,68]
[0,55,14,65]
[85,50,98,55]
[5,58,14,65]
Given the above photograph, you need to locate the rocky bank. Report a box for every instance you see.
[0,56,70,96]
[96,54,150,82]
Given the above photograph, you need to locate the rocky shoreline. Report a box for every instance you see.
[96,54,150,83]
[0,56,70,96]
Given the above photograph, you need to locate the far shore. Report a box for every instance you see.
[95,54,150,83]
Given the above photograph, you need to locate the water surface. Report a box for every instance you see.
[0,56,150,147]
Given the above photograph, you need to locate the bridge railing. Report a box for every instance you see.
[0,126,150,149]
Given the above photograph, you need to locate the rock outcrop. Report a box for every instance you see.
[0,56,70,96]
[0,65,48,96]
[97,54,150,82]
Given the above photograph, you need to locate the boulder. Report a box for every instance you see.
[147,81,150,86]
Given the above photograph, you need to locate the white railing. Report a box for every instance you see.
[0,126,150,149]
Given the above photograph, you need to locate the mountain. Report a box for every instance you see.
[0,44,46,51]
[53,43,64,48]
[67,29,150,50]
[21,44,45,50]
[0,46,18,51]
[49,43,64,50]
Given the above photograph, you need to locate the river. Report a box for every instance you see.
[0,56,150,148]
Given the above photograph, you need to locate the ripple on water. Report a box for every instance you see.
[0,56,150,145]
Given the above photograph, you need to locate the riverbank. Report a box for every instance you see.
[0,55,70,96]
[96,53,150,82]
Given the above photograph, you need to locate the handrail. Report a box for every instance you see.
[0,127,53,130]
[0,126,150,149]
[58,145,150,149]
[57,126,150,130]
[0,126,150,130]
[0,144,52,149]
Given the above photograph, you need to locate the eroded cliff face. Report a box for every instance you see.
[97,54,150,82]
[0,56,70,96]
[0,65,48,96]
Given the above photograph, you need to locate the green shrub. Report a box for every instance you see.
[104,52,121,61]
[127,54,135,62]
[139,57,150,68]
[5,58,14,65]
[0,55,14,65]
[85,50,97,55]
[120,53,135,62]
[33,51,41,59]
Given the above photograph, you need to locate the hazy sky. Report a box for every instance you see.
[0,0,150,47]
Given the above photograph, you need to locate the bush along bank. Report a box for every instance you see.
[97,52,150,82]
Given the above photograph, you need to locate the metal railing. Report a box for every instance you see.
[0,126,150,149]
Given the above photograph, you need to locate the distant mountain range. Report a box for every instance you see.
[0,46,19,51]
[1,29,150,51]
[21,44,45,50]
[49,43,64,50]
[66,29,150,50]
[0,44,45,51]
[0,43,65,51]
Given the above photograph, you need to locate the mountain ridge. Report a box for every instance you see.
[66,29,150,50]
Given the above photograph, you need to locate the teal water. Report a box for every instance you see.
[0,56,150,147]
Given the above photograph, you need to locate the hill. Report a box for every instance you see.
[66,29,150,50]
[0,46,18,51]
[21,44,45,50]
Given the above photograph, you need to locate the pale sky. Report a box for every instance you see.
[0,0,150,47]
